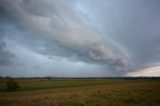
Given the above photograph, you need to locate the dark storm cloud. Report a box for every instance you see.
[0,0,128,68]
[0,6,12,24]
[0,40,14,65]
[77,0,160,70]
[0,0,160,77]
[112,0,160,70]
[0,6,15,66]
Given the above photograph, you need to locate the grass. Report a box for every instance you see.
[0,79,159,106]
[0,79,122,91]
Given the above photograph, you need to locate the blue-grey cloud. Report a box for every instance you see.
[77,0,160,70]
[0,40,14,66]
[0,0,160,77]
[0,0,128,66]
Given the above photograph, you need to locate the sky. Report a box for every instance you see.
[0,0,160,77]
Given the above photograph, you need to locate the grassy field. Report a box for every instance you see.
[0,79,159,106]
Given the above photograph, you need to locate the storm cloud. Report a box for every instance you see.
[0,0,160,77]
[0,0,128,66]
[0,41,14,65]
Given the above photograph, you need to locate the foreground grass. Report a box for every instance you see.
[0,79,159,106]
[0,79,121,91]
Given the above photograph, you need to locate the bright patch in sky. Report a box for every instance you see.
[127,66,160,77]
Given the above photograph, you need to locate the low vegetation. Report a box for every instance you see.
[6,79,20,91]
[0,78,159,106]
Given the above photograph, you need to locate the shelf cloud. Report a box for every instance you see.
[0,0,160,77]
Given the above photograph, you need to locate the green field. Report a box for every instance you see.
[0,79,160,106]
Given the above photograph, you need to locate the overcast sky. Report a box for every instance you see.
[0,0,160,77]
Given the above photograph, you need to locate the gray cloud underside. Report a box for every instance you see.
[0,0,128,67]
[0,0,160,77]
[81,0,160,69]
[0,41,14,65]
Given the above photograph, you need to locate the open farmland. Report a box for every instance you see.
[0,79,159,106]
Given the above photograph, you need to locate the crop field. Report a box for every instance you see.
[0,79,159,106]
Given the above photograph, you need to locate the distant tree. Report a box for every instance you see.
[6,79,20,91]
[6,76,10,79]
[45,76,52,80]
